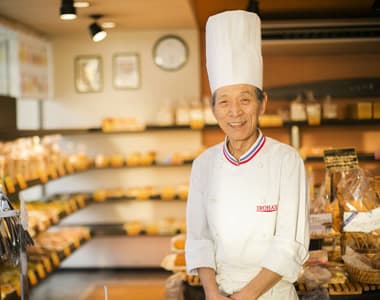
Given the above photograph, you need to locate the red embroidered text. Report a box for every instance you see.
[256,204,278,212]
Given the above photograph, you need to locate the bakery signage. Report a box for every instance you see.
[323,148,359,172]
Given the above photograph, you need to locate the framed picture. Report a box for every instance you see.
[74,55,102,93]
[113,53,140,89]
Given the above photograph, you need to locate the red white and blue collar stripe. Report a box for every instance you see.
[223,130,266,166]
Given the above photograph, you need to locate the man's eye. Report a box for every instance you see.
[241,98,250,104]
[218,100,227,105]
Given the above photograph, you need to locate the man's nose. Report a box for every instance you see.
[228,101,243,116]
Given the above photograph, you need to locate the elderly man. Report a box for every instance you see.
[185,10,309,300]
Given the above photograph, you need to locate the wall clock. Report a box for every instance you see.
[153,35,188,71]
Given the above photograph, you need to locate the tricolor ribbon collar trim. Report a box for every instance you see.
[223,131,266,166]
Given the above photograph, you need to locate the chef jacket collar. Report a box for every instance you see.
[223,129,266,166]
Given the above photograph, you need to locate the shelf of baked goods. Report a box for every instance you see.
[21,193,91,238]
[0,226,91,300]
[3,117,379,140]
[1,135,200,198]
[92,184,189,202]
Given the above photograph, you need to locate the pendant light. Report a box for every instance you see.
[89,14,107,42]
[60,0,77,20]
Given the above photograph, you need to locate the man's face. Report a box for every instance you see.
[212,84,267,144]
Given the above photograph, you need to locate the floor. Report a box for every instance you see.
[29,269,171,300]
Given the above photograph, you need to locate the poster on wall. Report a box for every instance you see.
[113,53,140,89]
[18,33,50,100]
[75,55,103,93]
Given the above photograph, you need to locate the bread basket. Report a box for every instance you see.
[344,261,380,284]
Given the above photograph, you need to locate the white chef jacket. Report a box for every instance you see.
[185,130,309,299]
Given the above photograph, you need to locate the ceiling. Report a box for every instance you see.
[0,0,378,37]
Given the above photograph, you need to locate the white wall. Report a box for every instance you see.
[44,29,201,128]
[33,28,203,198]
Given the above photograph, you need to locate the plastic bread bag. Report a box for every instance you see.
[337,168,379,212]
[165,272,185,300]
[299,287,330,300]
[310,183,330,214]
[301,265,332,290]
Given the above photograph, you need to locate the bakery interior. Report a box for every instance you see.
[0,0,380,299]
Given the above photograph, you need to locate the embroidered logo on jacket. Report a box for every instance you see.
[256,204,278,212]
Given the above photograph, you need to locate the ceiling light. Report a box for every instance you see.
[88,15,107,42]
[101,22,116,29]
[89,22,107,42]
[60,0,77,20]
[74,1,90,8]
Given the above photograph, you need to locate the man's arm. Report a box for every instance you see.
[229,268,282,300]
[198,267,230,300]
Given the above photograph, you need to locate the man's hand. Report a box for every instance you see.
[229,289,256,300]
[206,293,231,300]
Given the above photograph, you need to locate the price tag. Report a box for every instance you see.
[28,270,38,286]
[43,257,52,273]
[38,169,48,183]
[50,252,60,267]
[57,164,66,177]
[63,246,71,256]
[16,174,28,189]
[48,166,58,179]
[36,263,46,279]
[323,148,359,172]
[4,176,15,193]
[65,161,75,173]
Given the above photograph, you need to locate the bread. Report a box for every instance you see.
[174,253,186,266]
[371,253,380,269]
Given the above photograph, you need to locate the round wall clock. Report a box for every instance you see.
[153,35,189,71]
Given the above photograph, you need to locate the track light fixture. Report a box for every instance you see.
[60,0,77,20]
[89,14,107,42]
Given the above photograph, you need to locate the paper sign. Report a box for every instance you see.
[343,207,380,232]
[310,213,333,234]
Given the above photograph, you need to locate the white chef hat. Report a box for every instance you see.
[206,10,263,94]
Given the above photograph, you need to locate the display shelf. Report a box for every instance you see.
[0,125,202,140]
[26,234,91,290]
[182,281,380,300]
[0,230,91,300]
[4,161,193,198]
[61,223,185,237]
[27,194,92,238]
[1,119,379,142]
[305,153,379,163]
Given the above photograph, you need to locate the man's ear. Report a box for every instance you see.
[259,92,268,116]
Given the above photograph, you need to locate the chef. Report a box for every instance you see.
[185,10,310,300]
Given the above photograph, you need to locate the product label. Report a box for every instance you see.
[310,213,333,234]
[343,207,380,232]
[323,148,359,172]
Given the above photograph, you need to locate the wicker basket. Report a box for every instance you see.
[345,261,380,284]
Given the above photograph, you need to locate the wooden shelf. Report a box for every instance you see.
[4,161,193,198]
[305,153,377,163]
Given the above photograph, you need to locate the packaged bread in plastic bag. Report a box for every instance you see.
[336,168,379,212]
